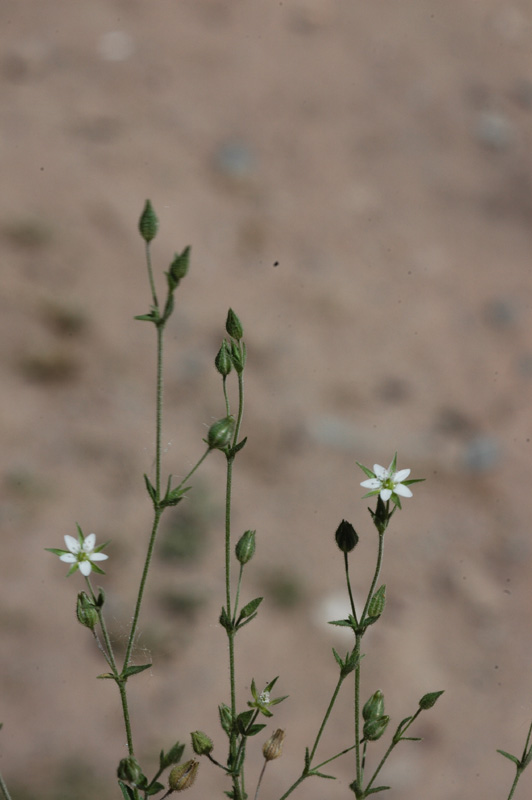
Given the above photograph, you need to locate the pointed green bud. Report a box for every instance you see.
[206,416,235,451]
[215,340,233,377]
[191,730,213,756]
[218,703,233,734]
[225,308,243,340]
[362,690,385,721]
[335,520,359,553]
[168,759,199,792]
[138,200,158,243]
[367,585,386,619]
[235,530,256,565]
[419,690,444,710]
[117,756,144,785]
[76,591,99,631]
[168,246,190,288]
[230,340,246,374]
[370,496,389,535]
[363,715,390,741]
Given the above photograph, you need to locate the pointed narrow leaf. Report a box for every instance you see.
[238,597,263,620]
[309,770,336,780]
[118,781,136,800]
[146,782,165,796]
[328,618,354,628]
[144,474,156,502]
[365,786,391,795]
[497,749,521,766]
[246,723,267,736]
[122,663,152,678]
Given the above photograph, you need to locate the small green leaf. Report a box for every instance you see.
[97,672,116,680]
[365,786,391,795]
[246,723,267,736]
[238,597,263,621]
[122,663,152,678]
[309,769,336,780]
[328,618,355,628]
[118,781,136,800]
[160,741,185,769]
[146,782,165,795]
[497,749,521,766]
[144,474,156,502]
[233,437,248,454]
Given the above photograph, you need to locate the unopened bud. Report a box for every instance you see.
[225,308,243,341]
[263,729,285,761]
[215,340,232,377]
[362,690,385,721]
[76,591,99,631]
[168,759,199,792]
[419,690,444,710]
[206,416,235,451]
[335,520,359,553]
[117,756,144,785]
[363,715,389,741]
[191,730,213,756]
[168,247,190,286]
[138,200,158,243]
[235,530,256,565]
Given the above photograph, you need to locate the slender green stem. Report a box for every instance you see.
[354,634,363,787]
[234,563,244,621]
[344,552,358,626]
[277,773,307,800]
[154,325,164,498]
[233,372,245,446]
[360,530,385,624]
[254,760,268,800]
[313,742,357,771]
[506,770,521,800]
[310,674,345,762]
[145,242,158,310]
[0,772,13,800]
[365,708,421,793]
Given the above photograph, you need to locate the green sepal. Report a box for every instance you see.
[89,561,106,576]
[497,749,521,766]
[356,461,375,479]
[95,587,106,608]
[118,781,136,800]
[365,786,391,795]
[418,690,444,710]
[161,476,191,508]
[122,663,152,678]
[160,741,185,769]
[45,547,68,556]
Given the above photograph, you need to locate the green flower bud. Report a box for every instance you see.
[168,246,190,287]
[263,729,285,761]
[206,416,235,451]
[168,759,199,792]
[335,520,359,553]
[191,730,213,756]
[225,308,243,340]
[138,200,158,243]
[367,585,386,619]
[362,690,385,721]
[76,591,99,631]
[235,530,256,565]
[215,340,233,377]
[363,715,390,741]
[117,756,144,786]
[218,703,233,734]
[419,690,444,710]
[230,340,246,374]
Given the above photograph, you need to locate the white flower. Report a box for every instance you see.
[52,531,109,576]
[360,458,413,502]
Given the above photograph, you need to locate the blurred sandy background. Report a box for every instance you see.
[1,1,532,798]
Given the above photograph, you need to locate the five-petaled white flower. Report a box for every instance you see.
[359,457,413,503]
[47,528,109,577]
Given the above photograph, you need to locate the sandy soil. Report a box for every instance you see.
[1,1,532,799]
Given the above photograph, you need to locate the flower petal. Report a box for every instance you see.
[361,478,381,489]
[82,533,96,552]
[90,552,108,561]
[394,468,411,483]
[78,561,92,576]
[373,465,387,479]
[394,484,413,498]
[380,488,392,501]
[59,553,77,563]
[64,535,80,554]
